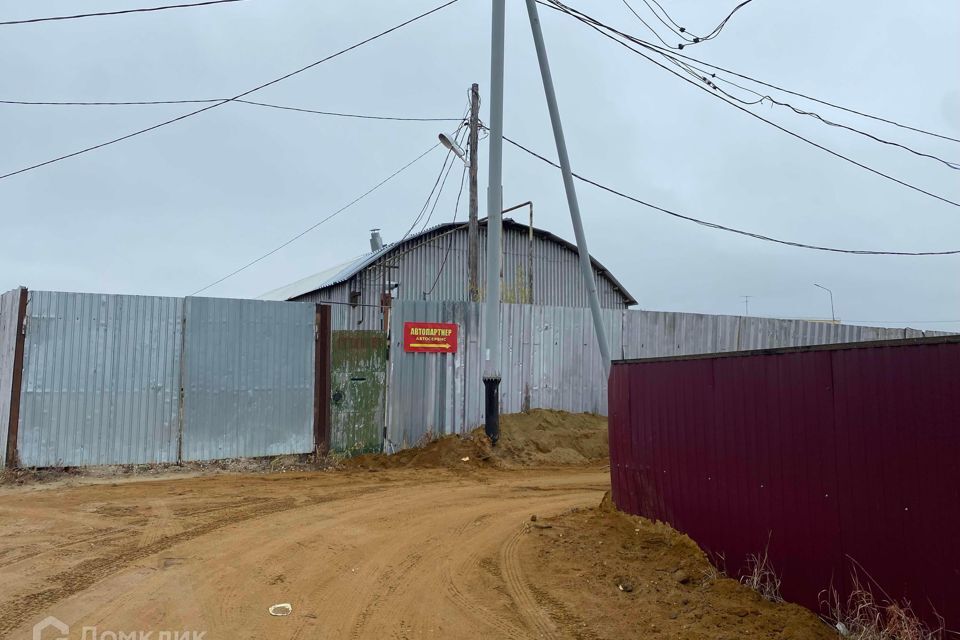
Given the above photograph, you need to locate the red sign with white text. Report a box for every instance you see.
[403,322,459,353]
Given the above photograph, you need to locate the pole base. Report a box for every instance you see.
[483,376,501,445]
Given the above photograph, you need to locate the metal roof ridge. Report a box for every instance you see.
[259,218,637,305]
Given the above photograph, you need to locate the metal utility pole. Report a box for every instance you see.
[503,201,534,304]
[483,0,506,445]
[742,295,752,316]
[468,83,481,303]
[524,0,612,374]
[814,283,836,322]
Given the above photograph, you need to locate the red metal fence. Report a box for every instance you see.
[608,336,960,631]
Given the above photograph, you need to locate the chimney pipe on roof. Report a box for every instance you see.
[370,229,383,252]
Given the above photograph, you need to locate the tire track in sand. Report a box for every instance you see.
[439,552,528,640]
[500,527,557,639]
[349,551,424,639]
[1,470,608,639]
[0,487,385,637]
[435,510,529,639]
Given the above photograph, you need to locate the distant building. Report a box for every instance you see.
[260,218,636,329]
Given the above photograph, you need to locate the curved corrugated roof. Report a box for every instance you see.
[259,218,637,305]
[258,253,383,302]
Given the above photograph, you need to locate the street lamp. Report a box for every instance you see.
[813,283,836,322]
[438,133,468,166]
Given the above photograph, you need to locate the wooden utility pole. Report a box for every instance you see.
[468,83,481,302]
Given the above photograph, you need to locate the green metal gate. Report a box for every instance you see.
[330,330,388,456]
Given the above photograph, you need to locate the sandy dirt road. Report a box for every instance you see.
[0,467,607,639]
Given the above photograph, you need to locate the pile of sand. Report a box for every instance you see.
[495,409,608,467]
[518,493,835,640]
[345,429,495,470]
[344,409,608,471]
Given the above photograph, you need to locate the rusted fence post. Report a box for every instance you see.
[5,287,28,468]
[314,304,332,458]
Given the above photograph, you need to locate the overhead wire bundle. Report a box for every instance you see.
[0,0,462,181]
[2,0,957,299]
[396,117,469,244]
[500,134,960,256]
[498,2,960,255]
[0,0,246,26]
[620,0,757,50]
[604,1,960,170]
[538,0,960,208]
[650,57,960,170]
[549,1,960,145]
[423,154,469,296]
[190,142,444,296]
[603,7,960,145]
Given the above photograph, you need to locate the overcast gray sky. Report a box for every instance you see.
[1,0,958,331]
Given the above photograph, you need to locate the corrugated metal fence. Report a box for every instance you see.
[5,290,318,467]
[18,292,184,467]
[180,297,315,462]
[386,301,613,448]
[3,291,953,465]
[607,337,960,630]
[387,301,949,447]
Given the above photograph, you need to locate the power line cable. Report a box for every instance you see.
[394,109,469,244]
[416,123,468,233]
[698,0,756,41]
[424,162,468,295]
[622,0,757,48]
[0,0,246,26]
[642,48,960,169]
[233,99,462,122]
[419,149,458,233]
[7,0,950,148]
[381,219,472,265]
[0,98,222,106]
[18,71,953,170]
[206,90,960,254]
[0,0,460,181]
[583,4,960,145]
[189,143,440,296]
[672,54,960,145]
[582,5,960,166]
[628,0,693,43]
[502,134,960,256]
[538,0,960,145]
[645,0,684,30]
[397,149,455,244]
[0,97,463,122]
[28,10,948,169]
[544,1,960,208]
[619,0,677,49]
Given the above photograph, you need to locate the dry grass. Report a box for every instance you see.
[739,543,784,603]
[0,454,326,486]
[821,573,945,640]
[415,429,439,448]
[699,551,728,587]
[325,439,377,465]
